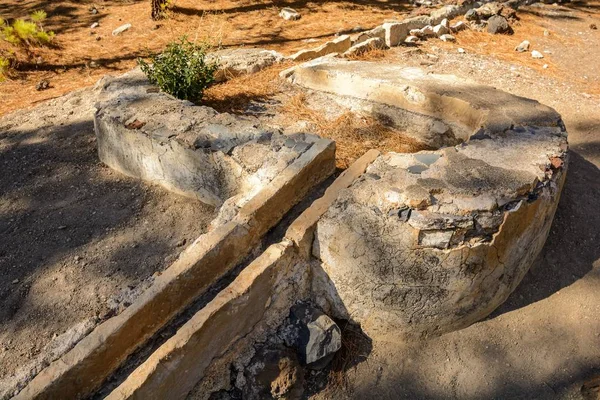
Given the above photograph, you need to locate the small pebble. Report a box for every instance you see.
[531,50,544,59]
[458,47,465,53]
[514,40,530,52]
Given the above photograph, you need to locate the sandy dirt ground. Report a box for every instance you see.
[0,89,216,382]
[0,0,413,116]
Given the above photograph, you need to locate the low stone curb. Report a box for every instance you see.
[14,139,335,400]
[102,150,379,400]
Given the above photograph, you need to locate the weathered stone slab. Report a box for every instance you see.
[101,149,380,400]
[343,37,385,57]
[284,59,564,144]
[286,149,380,257]
[285,60,568,338]
[352,26,386,46]
[15,70,336,400]
[94,69,313,207]
[105,241,303,400]
[290,35,351,62]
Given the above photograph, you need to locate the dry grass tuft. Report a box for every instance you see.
[203,61,291,113]
[345,46,388,61]
[281,93,430,168]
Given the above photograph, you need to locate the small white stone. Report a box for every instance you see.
[440,18,449,28]
[433,24,449,37]
[279,7,301,21]
[514,40,530,52]
[405,35,420,44]
[420,25,435,37]
[91,22,99,29]
[450,21,467,32]
[112,23,131,36]
[458,47,465,53]
[531,50,544,59]
[543,64,549,69]
[439,34,455,42]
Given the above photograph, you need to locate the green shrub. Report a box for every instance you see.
[138,37,218,102]
[0,11,54,47]
[30,10,47,23]
[0,56,10,82]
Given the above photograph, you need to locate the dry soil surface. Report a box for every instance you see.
[0,88,216,384]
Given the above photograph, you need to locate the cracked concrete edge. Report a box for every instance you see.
[105,240,299,400]
[236,138,336,236]
[285,148,380,258]
[13,138,336,400]
[99,148,373,400]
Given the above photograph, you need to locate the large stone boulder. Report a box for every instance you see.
[285,60,568,338]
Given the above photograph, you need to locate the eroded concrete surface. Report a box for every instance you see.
[95,69,322,216]
[284,59,568,338]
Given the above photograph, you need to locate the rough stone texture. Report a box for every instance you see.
[284,60,564,144]
[15,144,335,400]
[242,345,304,400]
[15,71,335,400]
[477,2,504,18]
[405,35,419,44]
[487,15,513,34]
[286,59,568,338]
[450,20,467,32]
[433,23,449,36]
[101,150,375,400]
[106,241,308,400]
[94,69,318,208]
[342,37,385,57]
[352,26,386,46]
[465,8,480,21]
[440,33,456,42]
[430,5,468,24]
[112,23,131,36]
[515,39,530,52]
[290,35,351,62]
[290,304,341,367]
[382,18,430,47]
[285,149,380,258]
[208,48,284,83]
[279,7,300,21]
